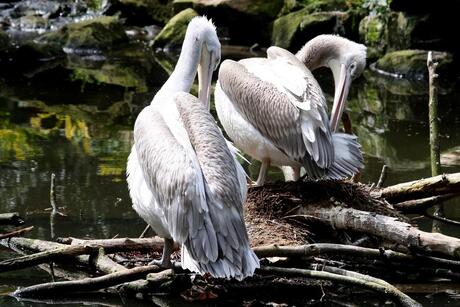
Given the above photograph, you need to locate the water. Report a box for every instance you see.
[1,44,460,306]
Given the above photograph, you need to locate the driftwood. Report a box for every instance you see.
[375,172,460,202]
[393,193,457,213]
[4,172,460,305]
[293,206,460,258]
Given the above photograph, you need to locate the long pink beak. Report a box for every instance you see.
[330,64,351,132]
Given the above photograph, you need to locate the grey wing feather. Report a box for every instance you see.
[134,104,218,262]
[219,59,334,174]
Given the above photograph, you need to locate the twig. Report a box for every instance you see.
[0,226,34,240]
[425,210,460,226]
[258,266,421,307]
[393,194,457,213]
[139,224,151,239]
[13,265,163,298]
[376,165,388,188]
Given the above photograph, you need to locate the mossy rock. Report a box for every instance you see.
[375,50,453,80]
[272,9,349,51]
[359,15,387,59]
[152,8,198,49]
[39,16,128,51]
[108,0,174,25]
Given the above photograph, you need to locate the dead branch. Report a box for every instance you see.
[0,226,34,240]
[293,206,460,258]
[425,210,460,226]
[376,172,460,202]
[376,165,389,188]
[258,266,421,307]
[13,265,164,298]
[0,212,24,225]
[393,194,457,213]
[68,237,178,253]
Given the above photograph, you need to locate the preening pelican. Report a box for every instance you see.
[127,16,259,280]
[215,35,367,185]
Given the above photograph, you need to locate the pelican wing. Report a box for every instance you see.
[218,56,334,173]
[134,93,256,276]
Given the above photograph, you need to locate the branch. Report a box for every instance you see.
[258,266,421,307]
[374,172,460,202]
[0,226,34,240]
[292,206,460,258]
[13,265,163,298]
[393,194,457,213]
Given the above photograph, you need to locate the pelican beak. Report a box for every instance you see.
[198,47,215,110]
[330,63,351,132]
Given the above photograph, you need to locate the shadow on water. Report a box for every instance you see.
[1,42,460,306]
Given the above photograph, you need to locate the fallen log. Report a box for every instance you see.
[376,172,460,202]
[293,206,460,258]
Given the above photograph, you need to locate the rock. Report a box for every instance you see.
[272,9,349,51]
[374,50,453,80]
[173,0,284,45]
[152,8,198,50]
[38,16,129,52]
[358,15,386,59]
[107,0,174,26]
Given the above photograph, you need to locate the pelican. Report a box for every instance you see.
[126,16,259,280]
[215,35,367,185]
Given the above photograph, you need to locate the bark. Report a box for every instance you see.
[0,226,34,240]
[375,172,460,202]
[294,206,460,258]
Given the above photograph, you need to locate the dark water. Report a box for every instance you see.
[1,44,460,306]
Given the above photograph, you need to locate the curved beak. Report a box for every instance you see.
[197,46,216,110]
[330,63,351,132]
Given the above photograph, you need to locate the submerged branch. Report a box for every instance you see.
[393,194,457,213]
[0,226,34,240]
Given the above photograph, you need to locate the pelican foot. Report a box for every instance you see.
[148,258,172,269]
[149,237,174,268]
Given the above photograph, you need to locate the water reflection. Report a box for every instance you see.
[1,43,460,305]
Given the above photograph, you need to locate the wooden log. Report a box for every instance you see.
[393,194,457,213]
[294,206,460,258]
[69,237,178,252]
[375,172,460,202]
[0,212,24,225]
[0,226,34,240]
[13,265,163,298]
[258,266,421,307]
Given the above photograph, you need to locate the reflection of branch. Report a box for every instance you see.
[258,266,420,307]
[50,173,57,240]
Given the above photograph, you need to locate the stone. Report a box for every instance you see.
[152,8,198,50]
[358,14,386,59]
[38,16,129,52]
[374,49,453,80]
[107,0,174,26]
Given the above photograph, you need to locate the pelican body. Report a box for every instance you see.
[127,17,259,280]
[215,35,367,185]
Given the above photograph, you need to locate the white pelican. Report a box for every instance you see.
[215,35,367,185]
[126,16,259,280]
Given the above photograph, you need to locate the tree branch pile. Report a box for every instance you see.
[2,172,460,305]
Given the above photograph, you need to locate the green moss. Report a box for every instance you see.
[40,16,128,50]
[359,15,386,58]
[272,9,305,48]
[376,50,453,78]
[153,8,198,49]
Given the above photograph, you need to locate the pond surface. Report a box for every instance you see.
[1,43,460,306]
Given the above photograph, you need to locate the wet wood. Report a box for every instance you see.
[427,51,441,176]
[258,266,421,307]
[393,194,457,213]
[0,226,34,240]
[294,206,460,258]
[13,265,163,298]
[376,172,460,202]
[68,237,178,252]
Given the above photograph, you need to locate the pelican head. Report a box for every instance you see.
[186,16,221,109]
[296,35,367,132]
